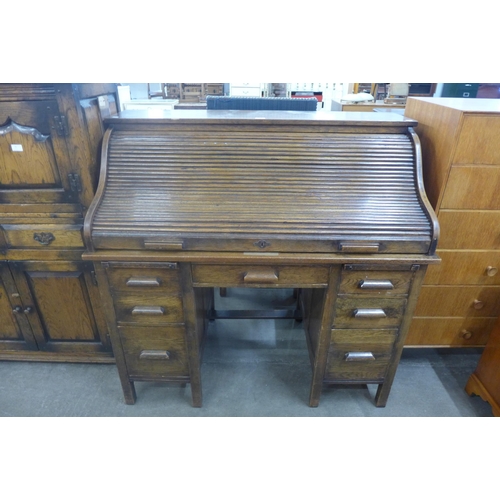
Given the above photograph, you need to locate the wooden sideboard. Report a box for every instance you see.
[405,97,500,347]
[83,110,439,407]
[0,83,116,362]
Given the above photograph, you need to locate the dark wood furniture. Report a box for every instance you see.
[0,83,116,363]
[405,97,500,347]
[83,109,439,407]
[465,313,500,416]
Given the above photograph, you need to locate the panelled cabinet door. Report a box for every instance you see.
[0,262,38,351]
[8,260,111,355]
[0,98,79,206]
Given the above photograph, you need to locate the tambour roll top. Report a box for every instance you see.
[84,110,438,254]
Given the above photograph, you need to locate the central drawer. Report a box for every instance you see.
[326,329,397,381]
[118,325,189,378]
[191,264,329,287]
[333,297,407,328]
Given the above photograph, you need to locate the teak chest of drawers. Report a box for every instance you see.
[83,110,439,407]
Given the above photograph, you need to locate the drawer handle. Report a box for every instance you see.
[131,306,165,315]
[354,308,387,318]
[139,350,171,360]
[126,277,161,287]
[33,232,55,245]
[486,266,498,277]
[339,243,379,253]
[473,300,484,310]
[359,279,394,290]
[461,330,473,340]
[243,270,279,283]
[144,240,184,250]
[344,352,376,362]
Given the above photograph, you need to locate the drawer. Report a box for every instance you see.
[438,210,500,250]
[105,262,181,294]
[191,264,329,287]
[339,270,413,296]
[406,317,495,346]
[423,250,500,285]
[414,285,500,317]
[113,294,184,325]
[230,87,261,97]
[326,329,397,381]
[2,224,84,248]
[231,82,261,87]
[333,297,407,329]
[441,166,500,210]
[118,325,189,378]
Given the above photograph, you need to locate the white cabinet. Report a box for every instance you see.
[230,83,262,97]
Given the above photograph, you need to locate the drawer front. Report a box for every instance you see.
[118,325,189,377]
[2,224,84,248]
[339,270,413,296]
[333,297,407,329]
[438,211,500,250]
[441,165,500,210]
[230,87,261,97]
[231,82,261,87]
[191,264,329,287]
[414,285,500,317]
[406,317,495,346]
[326,329,397,381]
[423,250,500,285]
[105,262,181,294]
[113,294,184,325]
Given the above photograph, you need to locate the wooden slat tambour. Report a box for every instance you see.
[86,112,435,253]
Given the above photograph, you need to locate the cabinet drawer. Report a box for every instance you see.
[113,294,184,325]
[438,211,500,249]
[441,166,500,210]
[191,264,329,287]
[406,317,495,346]
[326,329,397,381]
[339,270,412,296]
[2,224,84,248]
[414,285,500,317]
[118,325,189,378]
[105,262,181,294]
[423,250,500,285]
[333,297,407,328]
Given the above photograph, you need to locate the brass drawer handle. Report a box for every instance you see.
[33,232,55,245]
[243,270,279,283]
[139,350,171,360]
[461,330,473,340]
[131,306,165,315]
[354,308,387,318]
[473,300,484,310]
[144,240,184,250]
[126,277,161,287]
[359,279,394,290]
[344,352,376,361]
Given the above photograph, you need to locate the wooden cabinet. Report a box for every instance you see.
[0,83,116,362]
[405,97,500,347]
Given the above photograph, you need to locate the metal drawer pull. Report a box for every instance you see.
[359,279,394,290]
[344,352,376,362]
[131,306,165,315]
[339,243,380,253]
[139,350,171,360]
[354,308,387,318]
[126,277,161,287]
[144,240,184,250]
[243,270,279,283]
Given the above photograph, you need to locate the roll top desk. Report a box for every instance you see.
[83,110,439,407]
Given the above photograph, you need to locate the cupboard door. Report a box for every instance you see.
[0,100,79,206]
[0,262,38,351]
[8,261,110,355]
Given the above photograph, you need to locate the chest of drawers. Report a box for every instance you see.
[405,98,500,347]
[83,110,439,407]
